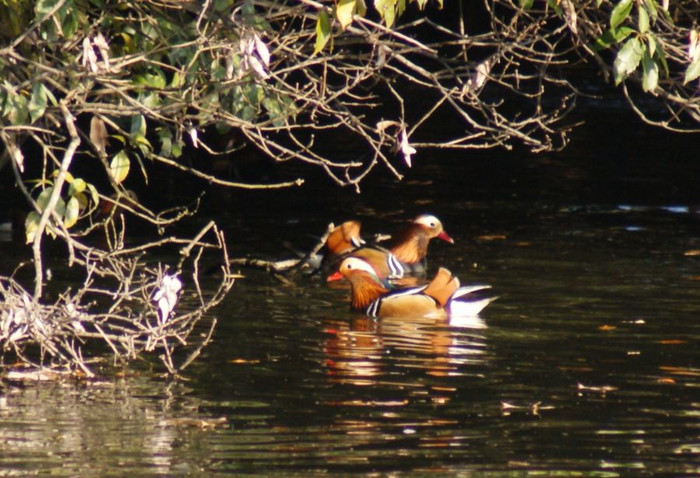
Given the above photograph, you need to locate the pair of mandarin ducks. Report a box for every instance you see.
[323,214,496,319]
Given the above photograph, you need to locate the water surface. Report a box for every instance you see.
[1,123,699,475]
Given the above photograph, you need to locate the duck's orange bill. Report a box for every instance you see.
[437,231,455,243]
[327,271,343,282]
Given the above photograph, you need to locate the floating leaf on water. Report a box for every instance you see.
[658,339,686,345]
[228,358,262,364]
[477,235,507,241]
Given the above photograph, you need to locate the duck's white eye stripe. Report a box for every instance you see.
[343,257,376,275]
[415,214,440,227]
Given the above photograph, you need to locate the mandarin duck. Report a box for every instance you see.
[328,256,495,318]
[386,214,454,275]
[322,214,453,281]
[320,220,405,280]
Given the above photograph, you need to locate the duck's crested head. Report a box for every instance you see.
[338,256,379,278]
[413,214,454,243]
[326,220,363,255]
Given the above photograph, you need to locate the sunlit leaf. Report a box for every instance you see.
[638,4,649,34]
[314,10,331,54]
[36,187,54,211]
[135,135,153,156]
[171,140,183,159]
[24,211,40,244]
[28,83,48,123]
[613,36,643,85]
[519,0,534,10]
[337,0,357,30]
[134,69,167,89]
[130,114,147,137]
[34,0,55,19]
[610,0,633,29]
[61,5,80,39]
[86,183,100,210]
[75,192,88,211]
[63,196,80,228]
[6,90,28,125]
[684,57,700,85]
[53,197,66,225]
[641,50,658,92]
[141,92,161,109]
[68,177,87,197]
[649,34,669,77]
[643,0,658,24]
[110,150,130,184]
[375,0,396,27]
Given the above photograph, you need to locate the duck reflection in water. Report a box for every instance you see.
[323,312,489,389]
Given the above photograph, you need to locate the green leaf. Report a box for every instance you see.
[86,183,100,211]
[594,26,634,51]
[171,140,183,159]
[36,187,54,212]
[24,211,40,244]
[262,97,285,127]
[638,4,649,34]
[6,91,28,125]
[649,34,669,77]
[134,69,167,89]
[519,0,534,9]
[28,83,48,123]
[61,4,80,39]
[134,135,153,155]
[685,57,700,85]
[63,196,79,228]
[130,114,147,137]
[34,0,55,19]
[158,128,173,157]
[53,197,66,223]
[110,150,130,184]
[610,0,633,29]
[613,36,643,85]
[68,177,87,196]
[641,50,658,92]
[375,0,396,28]
[75,192,89,212]
[643,0,657,25]
[140,92,161,109]
[314,10,331,54]
[337,0,356,30]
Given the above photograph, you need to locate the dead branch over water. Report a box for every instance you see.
[0,221,235,377]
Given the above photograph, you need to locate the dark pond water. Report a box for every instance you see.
[1,117,699,475]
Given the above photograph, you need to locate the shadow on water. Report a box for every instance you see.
[1,111,699,475]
